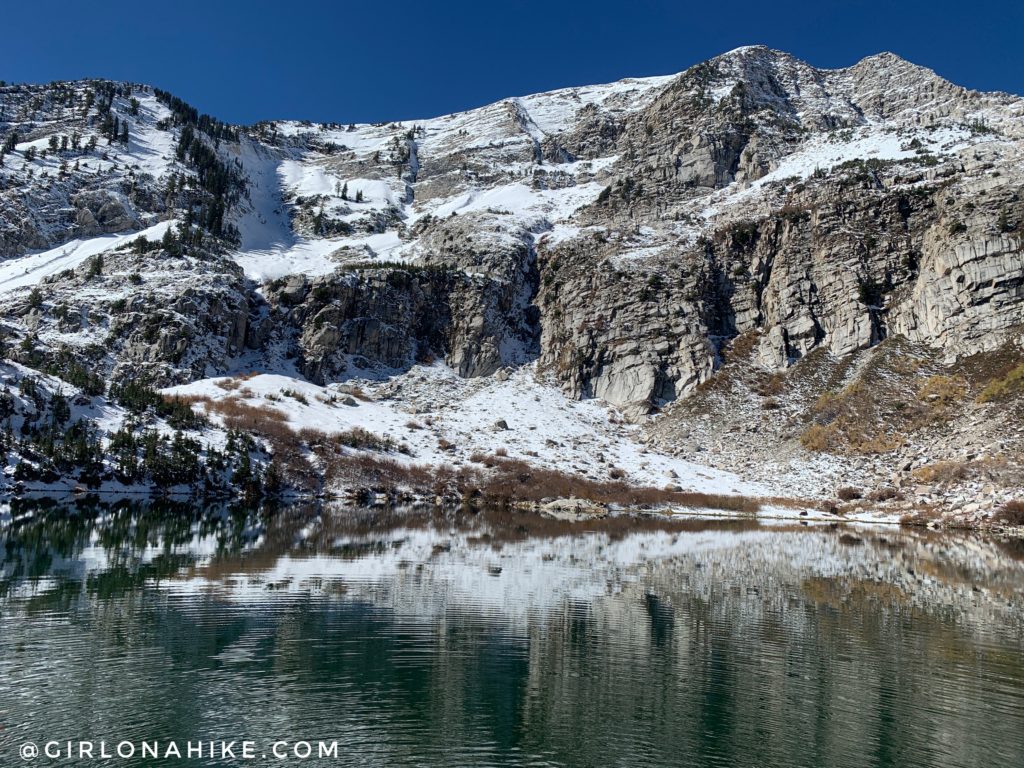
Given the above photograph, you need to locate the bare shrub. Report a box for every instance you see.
[470,457,761,514]
[758,373,785,397]
[837,486,862,501]
[869,487,901,502]
[210,398,288,429]
[800,420,902,454]
[994,500,1024,526]
[296,427,330,446]
[916,375,966,406]
[344,386,370,401]
[169,393,212,409]
[977,362,1024,403]
[336,427,398,452]
[317,451,436,495]
[725,331,760,362]
[282,388,309,405]
[912,461,970,484]
[800,424,831,452]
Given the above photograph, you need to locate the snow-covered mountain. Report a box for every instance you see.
[0,47,1022,526]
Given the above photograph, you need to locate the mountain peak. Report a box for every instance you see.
[704,47,945,91]
[715,44,787,59]
[846,50,942,81]
[707,45,801,71]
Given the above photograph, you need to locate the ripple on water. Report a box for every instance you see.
[1,507,1023,767]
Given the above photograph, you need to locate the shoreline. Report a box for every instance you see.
[3,485,1022,538]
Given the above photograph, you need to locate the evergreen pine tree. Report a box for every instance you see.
[1,131,17,154]
[87,253,103,278]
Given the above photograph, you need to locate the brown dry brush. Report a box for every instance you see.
[314,452,764,512]
[168,394,770,511]
[995,500,1024,527]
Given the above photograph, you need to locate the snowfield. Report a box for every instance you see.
[164,363,768,497]
[0,220,176,293]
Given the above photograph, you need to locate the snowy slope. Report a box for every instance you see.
[0,220,175,293]
[223,72,671,282]
[164,363,765,496]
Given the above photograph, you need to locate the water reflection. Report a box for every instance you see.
[1,501,1023,767]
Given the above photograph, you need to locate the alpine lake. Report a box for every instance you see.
[1,499,1022,767]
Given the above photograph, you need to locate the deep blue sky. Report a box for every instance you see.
[3,1,1021,125]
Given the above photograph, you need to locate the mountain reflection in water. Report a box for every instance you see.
[1,500,1023,768]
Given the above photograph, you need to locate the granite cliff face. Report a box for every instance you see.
[0,47,1022,514]
[531,47,1024,414]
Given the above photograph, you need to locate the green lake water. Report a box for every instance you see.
[1,502,1023,767]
